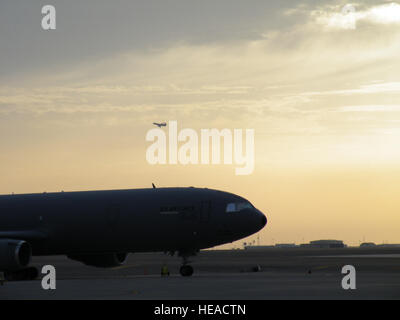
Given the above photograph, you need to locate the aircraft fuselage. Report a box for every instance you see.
[0,188,267,256]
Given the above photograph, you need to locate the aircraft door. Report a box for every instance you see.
[200,201,211,222]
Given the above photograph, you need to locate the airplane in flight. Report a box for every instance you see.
[153,122,167,128]
[0,187,267,279]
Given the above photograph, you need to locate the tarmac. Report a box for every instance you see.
[1,248,400,299]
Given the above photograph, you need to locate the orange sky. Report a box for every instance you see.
[1,1,400,247]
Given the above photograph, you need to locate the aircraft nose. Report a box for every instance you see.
[260,213,267,228]
[253,208,267,231]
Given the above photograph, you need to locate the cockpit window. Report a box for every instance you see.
[226,202,253,213]
[226,203,236,213]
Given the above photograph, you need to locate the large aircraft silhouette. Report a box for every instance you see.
[0,187,267,279]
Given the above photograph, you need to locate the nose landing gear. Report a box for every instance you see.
[180,265,194,277]
[178,250,197,277]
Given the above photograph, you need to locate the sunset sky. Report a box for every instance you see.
[1,0,400,247]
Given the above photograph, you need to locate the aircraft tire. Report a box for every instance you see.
[180,265,194,277]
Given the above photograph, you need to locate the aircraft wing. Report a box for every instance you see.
[0,230,47,240]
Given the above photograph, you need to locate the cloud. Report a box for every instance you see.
[303,82,400,96]
[1,0,400,142]
[0,0,303,81]
[313,2,400,30]
[337,105,400,112]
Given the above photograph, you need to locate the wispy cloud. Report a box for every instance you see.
[338,105,400,112]
[313,2,400,30]
[303,82,400,96]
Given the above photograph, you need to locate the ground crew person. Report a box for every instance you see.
[161,264,170,277]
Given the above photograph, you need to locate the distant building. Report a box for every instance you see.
[377,244,400,248]
[244,240,348,250]
[244,245,274,250]
[307,240,346,248]
[360,242,376,247]
[275,243,297,248]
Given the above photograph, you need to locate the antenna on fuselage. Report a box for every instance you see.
[152,183,156,189]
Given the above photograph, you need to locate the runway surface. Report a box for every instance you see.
[1,248,400,299]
